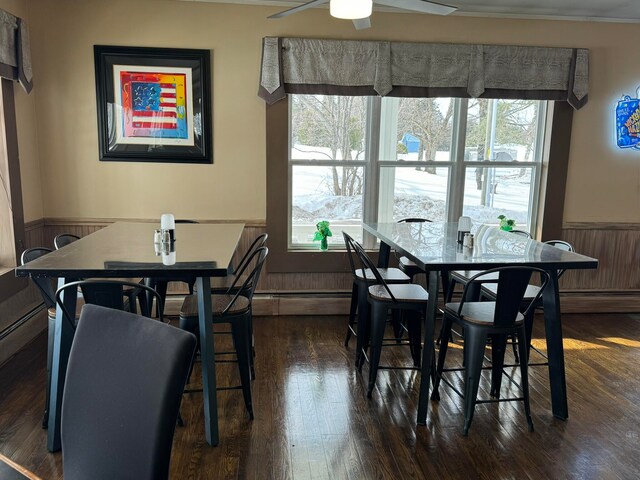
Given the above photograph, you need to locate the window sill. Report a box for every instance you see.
[267,248,382,273]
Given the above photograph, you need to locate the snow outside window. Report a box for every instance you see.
[289,95,547,248]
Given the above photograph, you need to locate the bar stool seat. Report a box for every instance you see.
[369,283,429,302]
[444,301,525,326]
[356,268,410,283]
[398,256,423,279]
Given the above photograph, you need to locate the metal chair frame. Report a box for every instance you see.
[432,266,550,435]
[179,246,268,420]
[350,238,431,398]
[55,279,165,324]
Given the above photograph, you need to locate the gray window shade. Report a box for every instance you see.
[258,37,588,110]
[0,9,32,93]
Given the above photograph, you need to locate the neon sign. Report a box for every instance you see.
[616,88,640,149]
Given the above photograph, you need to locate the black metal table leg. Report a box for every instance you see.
[47,276,78,452]
[542,270,568,420]
[196,276,220,445]
[417,270,438,425]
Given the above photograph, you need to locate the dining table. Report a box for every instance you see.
[362,221,599,426]
[15,221,245,452]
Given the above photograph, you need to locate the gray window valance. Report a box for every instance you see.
[0,9,32,93]
[258,37,588,110]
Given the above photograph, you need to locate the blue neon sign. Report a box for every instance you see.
[616,90,640,149]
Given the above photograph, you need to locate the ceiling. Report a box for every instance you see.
[184,0,640,23]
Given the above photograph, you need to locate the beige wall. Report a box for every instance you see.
[0,0,43,222]
[26,0,640,223]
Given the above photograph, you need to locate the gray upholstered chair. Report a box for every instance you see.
[61,304,196,480]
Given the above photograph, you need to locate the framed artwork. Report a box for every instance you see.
[94,45,212,163]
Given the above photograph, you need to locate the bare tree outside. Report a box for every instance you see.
[292,95,366,196]
[397,98,454,172]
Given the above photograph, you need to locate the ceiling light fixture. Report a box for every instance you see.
[330,0,373,20]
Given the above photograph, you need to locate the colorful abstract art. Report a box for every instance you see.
[95,46,211,163]
[114,65,194,146]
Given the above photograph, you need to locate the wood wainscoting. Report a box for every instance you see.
[23,218,640,314]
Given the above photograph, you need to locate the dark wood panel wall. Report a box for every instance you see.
[560,223,640,291]
[23,218,640,313]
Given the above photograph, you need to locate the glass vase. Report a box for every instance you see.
[320,237,328,251]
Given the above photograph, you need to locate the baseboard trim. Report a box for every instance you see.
[165,290,640,316]
[563,222,640,230]
[0,305,47,367]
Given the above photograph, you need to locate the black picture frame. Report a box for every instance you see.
[94,45,212,164]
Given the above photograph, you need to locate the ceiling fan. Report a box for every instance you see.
[268,0,457,30]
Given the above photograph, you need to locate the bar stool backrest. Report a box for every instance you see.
[56,280,165,325]
[349,236,399,303]
[221,246,268,315]
[54,234,80,250]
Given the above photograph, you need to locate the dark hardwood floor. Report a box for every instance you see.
[1,312,640,479]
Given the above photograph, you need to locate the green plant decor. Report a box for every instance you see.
[497,214,516,231]
[313,220,333,251]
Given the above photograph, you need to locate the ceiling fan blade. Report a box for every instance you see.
[375,0,457,16]
[352,17,371,29]
[268,0,329,19]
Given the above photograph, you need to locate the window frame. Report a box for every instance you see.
[0,78,28,301]
[267,96,573,274]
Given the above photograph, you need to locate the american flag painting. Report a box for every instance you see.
[115,66,194,145]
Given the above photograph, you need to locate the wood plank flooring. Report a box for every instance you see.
[1,312,640,479]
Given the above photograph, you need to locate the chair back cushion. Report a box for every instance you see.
[61,305,196,480]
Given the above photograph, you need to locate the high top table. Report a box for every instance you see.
[16,221,245,452]
[363,221,598,425]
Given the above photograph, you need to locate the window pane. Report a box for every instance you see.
[291,95,367,161]
[380,97,454,162]
[378,166,449,222]
[291,165,364,245]
[0,86,15,267]
[462,167,533,231]
[465,99,541,162]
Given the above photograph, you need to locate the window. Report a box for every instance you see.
[0,78,27,301]
[0,83,16,269]
[288,95,548,248]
